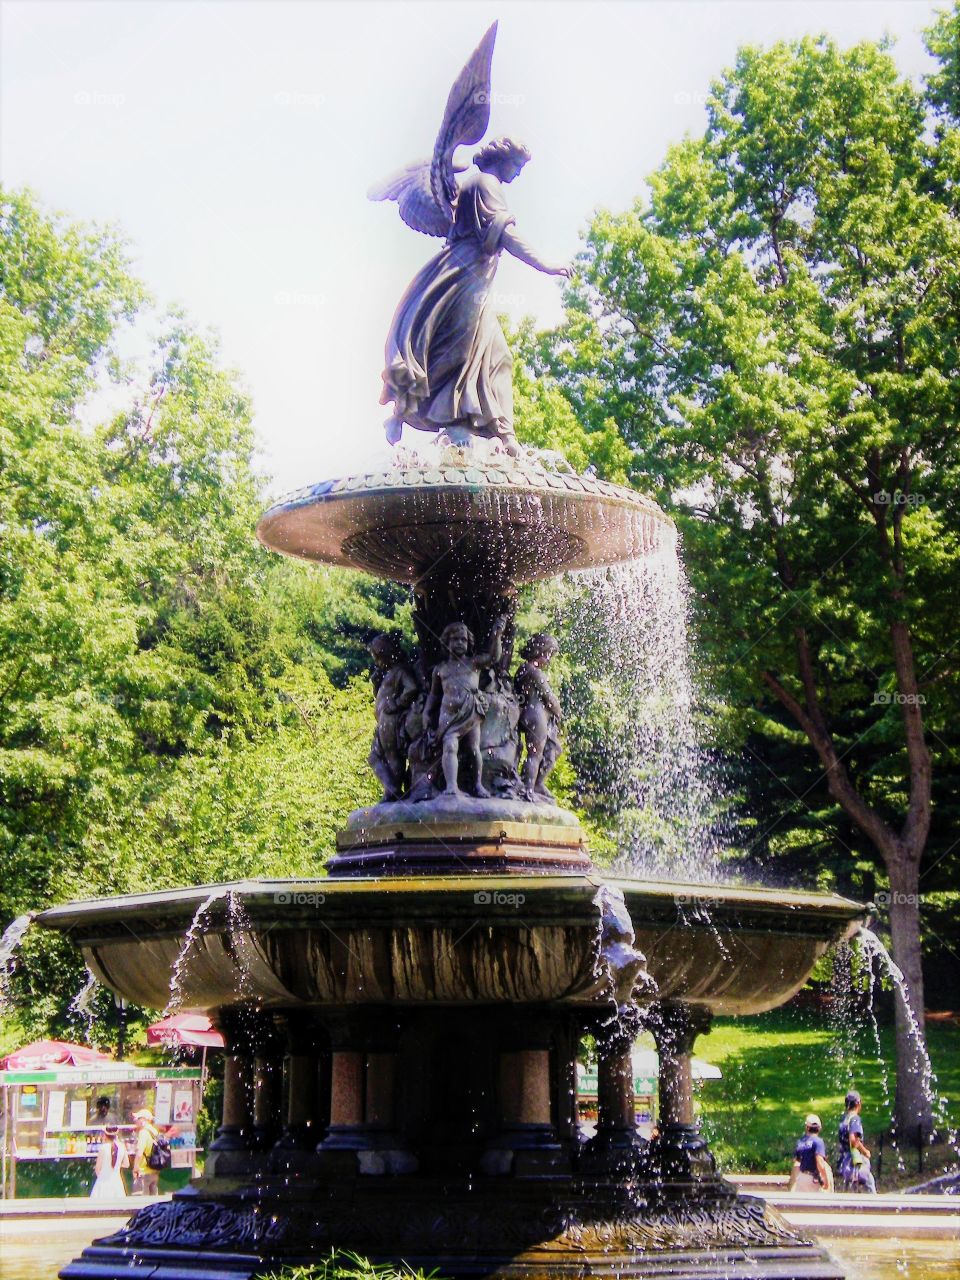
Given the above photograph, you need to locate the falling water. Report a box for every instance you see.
[69,967,100,1044]
[166,887,231,1014]
[557,538,728,881]
[854,926,954,1150]
[0,912,35,1010]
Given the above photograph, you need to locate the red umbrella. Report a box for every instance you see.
[147,1014,224,1094]
[1,1039,114,1069]
[146,1014,224,1050]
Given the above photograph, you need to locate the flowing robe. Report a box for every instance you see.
[380,170,515,439]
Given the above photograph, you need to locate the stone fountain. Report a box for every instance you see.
[38,23,864,1280]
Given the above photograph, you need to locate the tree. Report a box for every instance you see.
[543,27,960,1137]
[0,190,381,1042]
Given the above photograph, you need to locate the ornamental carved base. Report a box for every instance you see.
[63,1182,845,1280]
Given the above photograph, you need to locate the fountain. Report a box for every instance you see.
[35,22,867,1280]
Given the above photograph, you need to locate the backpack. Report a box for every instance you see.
[146,1133,172,1171]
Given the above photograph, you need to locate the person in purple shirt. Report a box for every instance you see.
[790,1114,834,1192]
[838,1091,877,1192]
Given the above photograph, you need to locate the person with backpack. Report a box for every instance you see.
[838,1091,877,1193]
[132,1107,170,1194]
[789,1114,834,1192]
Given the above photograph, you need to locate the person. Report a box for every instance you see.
[424,618,507,797]
[132,1107,160,1195]
[514,634,562,802]
[789,1114,834,1192]
[368,633,421,801]
[90,1124,128,1199]
[838,1090,878,1193]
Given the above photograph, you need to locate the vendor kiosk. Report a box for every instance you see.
[0,1062,202,1197]
[576,1062,658,1138]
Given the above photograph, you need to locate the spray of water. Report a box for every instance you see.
[0,912,35,1011]
[556,540,728,881]
[69,968,100,1044]
[855,926,954,1154]
[166,888,231,1014]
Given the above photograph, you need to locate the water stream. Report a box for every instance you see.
[0,913,35,1011]
[556,543,729,882]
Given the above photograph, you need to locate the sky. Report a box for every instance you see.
[1,0,945,497]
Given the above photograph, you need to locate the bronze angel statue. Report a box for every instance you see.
[369,23,569,456]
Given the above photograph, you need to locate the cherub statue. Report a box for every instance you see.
[369,23,569,455]
[368,633,420,801]
[424,618,507,799]
[514,633,562,803]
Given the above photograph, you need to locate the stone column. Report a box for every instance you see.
[481,1019,564,1176]
[271,1015,327,1173]
[251,1019,284,1152]
[316,1019,415,1175]
[648,1001,718,1186]
[207,1008,257,1176]
[580,1012,646,1176]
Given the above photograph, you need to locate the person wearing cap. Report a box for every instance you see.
[790,1114,834,1192]
[838,1091,877,1193]
[132,1108,160,1195]
[90,1124,129,1198]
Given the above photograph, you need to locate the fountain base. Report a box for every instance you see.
[64,1177,844,1280]
[332,800,590,876]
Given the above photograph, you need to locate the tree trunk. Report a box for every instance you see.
[886,856,934,1141]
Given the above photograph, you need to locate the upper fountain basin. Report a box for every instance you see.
[255,443,672,582]
[38,875,864,1018]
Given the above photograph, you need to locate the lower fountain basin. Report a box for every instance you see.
[38,874,864,1016]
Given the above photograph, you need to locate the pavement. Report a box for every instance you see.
[729,1175,959,1239]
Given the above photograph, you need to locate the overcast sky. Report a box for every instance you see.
[1,0,943,496]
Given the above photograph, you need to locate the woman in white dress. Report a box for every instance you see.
[90,1124,129,1198]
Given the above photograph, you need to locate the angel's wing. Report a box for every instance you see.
[368,160,451,238]
[368,23,498,239]
[430,22,498,220]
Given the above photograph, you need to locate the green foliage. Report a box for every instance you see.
[269,1255,437,1280]
[0,188,380,1040]
[509,320,633,483]
[541,31,960,969]
[697,1007,960,1175]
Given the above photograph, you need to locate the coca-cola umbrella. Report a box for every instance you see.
[146,1014,224,1091]
[1,1039,114,1069]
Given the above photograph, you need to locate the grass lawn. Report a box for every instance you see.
[692,1006,960,1182]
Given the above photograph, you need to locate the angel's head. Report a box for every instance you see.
[474,137,531,184]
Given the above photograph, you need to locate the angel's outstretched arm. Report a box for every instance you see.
[501,227,570,277]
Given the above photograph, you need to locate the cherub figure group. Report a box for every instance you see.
[367,621,562,805]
